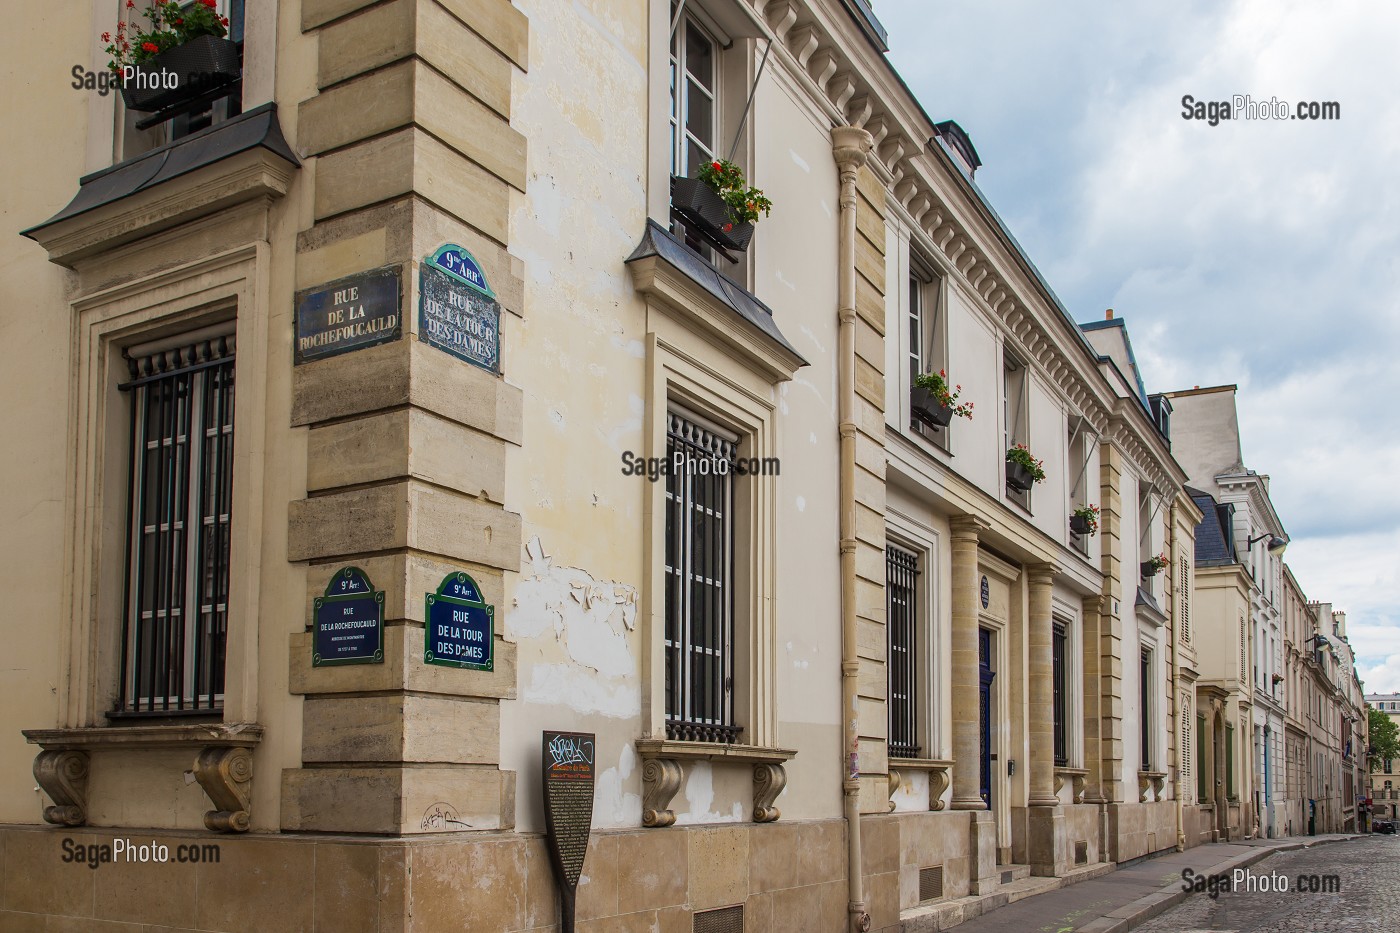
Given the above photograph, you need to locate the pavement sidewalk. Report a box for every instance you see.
[946,833,1362,933]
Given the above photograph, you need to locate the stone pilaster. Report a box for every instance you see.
[1081,594,1105,803]
[281,0,528,835]
[950,515,990,810]
[1027,563,1059,807]
[1097,444,1125,805]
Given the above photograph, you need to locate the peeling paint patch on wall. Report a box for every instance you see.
[512,536,640,718]
[674,762,745,825]
[594,741,642,826]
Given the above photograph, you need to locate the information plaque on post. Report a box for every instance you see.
[312,567,384,666]
[423,572,494,671]
[542,731,595,933]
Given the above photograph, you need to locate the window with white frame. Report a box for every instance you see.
[907,257,948,447]
[1003,350,1030,508]
[1067,417,1092,553]
[664,408,739,743]
[117,326,236,713]
[668,7,721,258]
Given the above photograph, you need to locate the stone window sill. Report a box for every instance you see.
[636,738,796,828]
[23,722,263,832]
[887,757,952,811]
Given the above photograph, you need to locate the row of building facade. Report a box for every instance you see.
[0,0,1370,930]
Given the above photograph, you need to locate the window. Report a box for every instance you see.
[907,258,947,447]
[1140,648,1152,770]
[1181,699,1191,796]
[1178,557,1191,643]
[886,545,920,759]
[1003,351,1029,507]
[1066,418,1091,554]
[664,409,739,743]
[118,327,236,713]
[1196,714,1207,800]
[1226,722,1236,797]
[1052,622,1067,766]
[120,0,246,156]
[668,9,721,257]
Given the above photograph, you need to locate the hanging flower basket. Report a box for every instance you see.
[910,386,952,427]
[1070,505,1100,536]
[104,1,238,114]
[1005,444,1045,493]
[1141,552,1169,578]
[670,176,754,251]
[911,370,972,429]
[120,35,241,112]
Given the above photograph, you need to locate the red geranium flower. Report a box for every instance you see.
[200,0,217,7]
[142,41,159,52]
[712,161,722,171]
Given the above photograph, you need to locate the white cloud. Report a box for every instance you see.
[881,0,1400,679]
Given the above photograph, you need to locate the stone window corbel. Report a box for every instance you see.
[886,757,953,811]
[635,739,795,827]
[1054,766,1089,805]
[23,723,263,832]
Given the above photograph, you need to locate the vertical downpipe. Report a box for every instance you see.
[1170,499,1186,851]
[832,124,874,933]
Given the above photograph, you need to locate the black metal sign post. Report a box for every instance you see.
[542,731,595,932]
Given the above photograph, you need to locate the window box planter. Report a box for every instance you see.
[1006,462,1035,493]
[1070,514,1094,536]
[910,386,953,428]
[670,175,754,252]
[1140,561,1160,579]
[121,35,241,114]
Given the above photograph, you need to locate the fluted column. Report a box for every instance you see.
[1028,563,1060,807]
[951,515,990,809]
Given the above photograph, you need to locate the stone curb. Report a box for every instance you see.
[1074,835,1363,933]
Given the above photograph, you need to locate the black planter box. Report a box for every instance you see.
[121,36,241,114]
[910,386,953,428]
[1006,461,1035,493]
[1070,514,1094,536]
[1140,561,1161,578]
[670,176,755,252]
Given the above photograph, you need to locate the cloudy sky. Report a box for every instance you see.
[878,0,1400,689]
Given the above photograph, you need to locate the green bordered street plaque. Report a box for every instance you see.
[312,566,384,666]
[424,572,494,671]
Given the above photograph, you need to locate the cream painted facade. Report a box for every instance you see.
[0,2,1274,932]
[1366,692,1400,826]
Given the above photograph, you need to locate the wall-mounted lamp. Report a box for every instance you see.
[1246,532,1289,555]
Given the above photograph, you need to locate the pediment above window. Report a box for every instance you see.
[626,220,806,383]
[22,103,299,268]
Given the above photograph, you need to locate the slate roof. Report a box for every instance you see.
[23,103,298,237]
[626,219,806,364]
[1188,486,1237,566]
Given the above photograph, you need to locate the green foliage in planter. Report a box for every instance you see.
[697,159,773,228]
[1005,443,1046,483]
[104,0,230,73]
[913,370,974,419]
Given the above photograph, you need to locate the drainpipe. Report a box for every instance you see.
[833,124,874,933]
[1170,498,1186,851]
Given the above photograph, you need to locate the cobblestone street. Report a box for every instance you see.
[1137,835,1400,933]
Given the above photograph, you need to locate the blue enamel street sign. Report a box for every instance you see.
[294,266,402,364]
[419,262,501,373]
[426,244,495,297]
[424,572,494,671]
[313,567,384,666]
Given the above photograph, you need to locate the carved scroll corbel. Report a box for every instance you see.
[886,769,902,812]
[1073,773,1087,805]
[641,758,683,828]
[1138,774,1151,803]
[34,749,89,826]
[753,763,787,823]
[929,767,950,811]
[194,746,253,832]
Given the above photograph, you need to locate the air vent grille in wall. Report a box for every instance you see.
[693,904,744,933]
